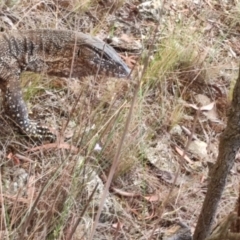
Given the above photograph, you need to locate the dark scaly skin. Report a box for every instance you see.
[0,29,131,141]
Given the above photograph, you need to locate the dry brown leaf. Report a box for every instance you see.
[144,194,160,202]
[112,221,124,230]
[113,188,159,202]
[15,154,35,163]
[27,143,78,154]
[175,146,194,164]
[185,103,199,110]
[7,152,20,165]
[111,187,140,197]
[185,102,215,111]
[200,102,215,111]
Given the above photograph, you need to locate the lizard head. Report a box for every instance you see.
[74,34,131,79]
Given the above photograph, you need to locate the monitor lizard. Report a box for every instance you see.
[0,29,131,141]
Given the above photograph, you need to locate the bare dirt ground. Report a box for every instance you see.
[0,0,240,239]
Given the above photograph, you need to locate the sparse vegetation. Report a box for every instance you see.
[0,0,240,239]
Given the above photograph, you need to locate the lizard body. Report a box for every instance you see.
[0,29,130,140]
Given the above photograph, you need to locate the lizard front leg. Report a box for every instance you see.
[1,75,56,141]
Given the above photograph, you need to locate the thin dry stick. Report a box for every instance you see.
[89,3,162,237]
[193,67,240,240]
[66,183,99,240]
[60,31,81,137]
[89,19,157,239]
[18,180,48,239]
[89,81,140,240]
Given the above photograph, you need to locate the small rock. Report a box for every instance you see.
[188,140,208,160]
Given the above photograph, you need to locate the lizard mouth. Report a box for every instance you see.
[82,45,131,78]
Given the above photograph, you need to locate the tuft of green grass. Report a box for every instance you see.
[144,38,199,87]
[21,72,46,102]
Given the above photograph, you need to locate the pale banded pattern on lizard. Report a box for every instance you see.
[0,29,131,141]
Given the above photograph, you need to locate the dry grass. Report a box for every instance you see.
[0,0,240,239]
